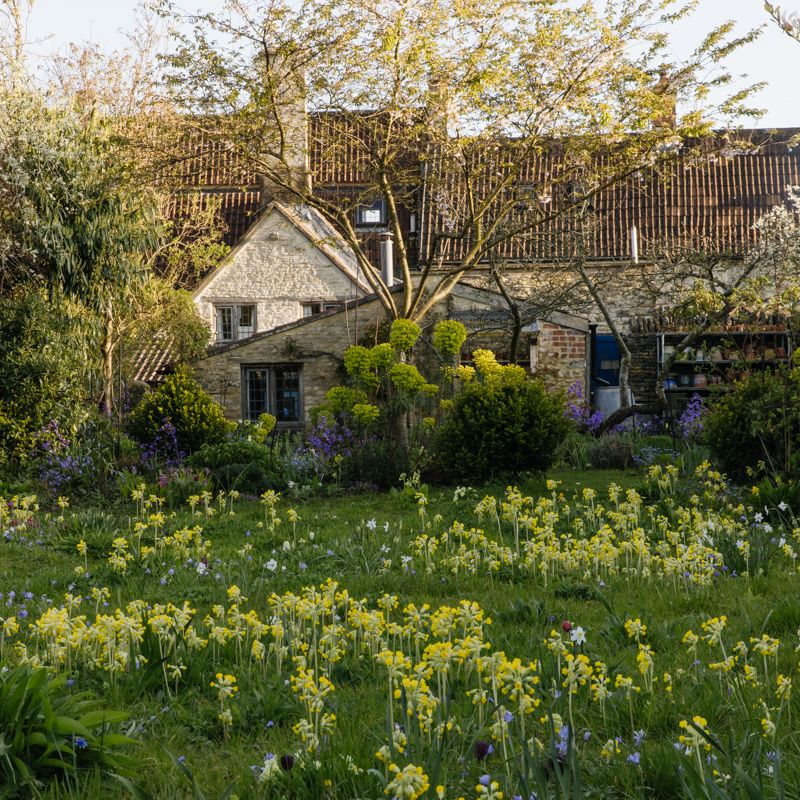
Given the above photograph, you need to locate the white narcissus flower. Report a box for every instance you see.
[264,559,277,572]
[570,626,587,645]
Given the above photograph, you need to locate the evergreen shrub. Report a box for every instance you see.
[433,368,569,480]
[127,366,234,454]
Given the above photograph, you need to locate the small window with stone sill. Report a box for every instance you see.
[215,304,256,342]
[355,198,386,227]
[302,301,343,317]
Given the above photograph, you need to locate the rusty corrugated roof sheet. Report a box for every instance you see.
[130,333,175,384]
[418,130,800,263]
[161,120,800,265]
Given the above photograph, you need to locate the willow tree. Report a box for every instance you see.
[155,0,759,333]
[0,91,161,413]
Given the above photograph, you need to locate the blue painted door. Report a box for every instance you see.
[592,334,621,387]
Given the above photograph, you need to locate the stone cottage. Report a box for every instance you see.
[193,201,369,344]
[192,283,589,426]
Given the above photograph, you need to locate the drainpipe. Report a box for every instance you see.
[380,231,395,288]
[630,225,639,264]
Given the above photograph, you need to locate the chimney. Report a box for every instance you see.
[653,63,677,129]
[630,225,639,264]
[380,232,395,287]
[425,71,452,140]
[259,46,311,207]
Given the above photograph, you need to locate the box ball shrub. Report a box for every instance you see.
[434,370,569,480]
[187,440,280,493]
[127,365,235,454]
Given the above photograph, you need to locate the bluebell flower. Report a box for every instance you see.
[478,774,491,786]
[627,752,640,765]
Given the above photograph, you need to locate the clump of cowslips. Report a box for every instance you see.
[210,672,238,737]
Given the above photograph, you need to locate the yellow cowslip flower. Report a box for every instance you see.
[384,763,430,800]
[2,616,19,637]
[600,738,621,759]
[751,634,780,657]
[708,656,736,673]
[476,780,504,799]
[614,673,640,697]
[210,672,238,701]
[682,630,699,648]
[624,618,647,641]
[678,716,711,755]
[701,616,727,647]
[76,540,87,556]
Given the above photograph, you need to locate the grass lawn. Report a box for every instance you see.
[1,465,798,799]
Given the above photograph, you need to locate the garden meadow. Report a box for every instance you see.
[4,317,800,799]
[5,438,800,798]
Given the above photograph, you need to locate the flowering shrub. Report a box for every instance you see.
[369,343,395,371]
[312,387,368,422]
[389,363,428,395]
[389,319,421,352]
[343,345,373,378]
[432,320,468,357]
[352,403,381,426]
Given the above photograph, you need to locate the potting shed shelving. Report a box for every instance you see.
[656,327,792,409]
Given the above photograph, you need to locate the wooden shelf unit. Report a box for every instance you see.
[656,329,792,410]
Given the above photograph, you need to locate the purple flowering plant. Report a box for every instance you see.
[676,393,705,440]
[139,419,186,472]
[300,415,355,481]
[566,382,604,433]
[31,420,94,495]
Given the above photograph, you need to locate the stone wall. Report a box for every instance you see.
[627,333,659,404]
[194,208,361,339]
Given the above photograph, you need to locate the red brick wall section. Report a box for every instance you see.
[535,323,587,394]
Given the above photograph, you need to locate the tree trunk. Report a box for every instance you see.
[491,266,522,365]
[100,300,114,416]
[575,259,632,409]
